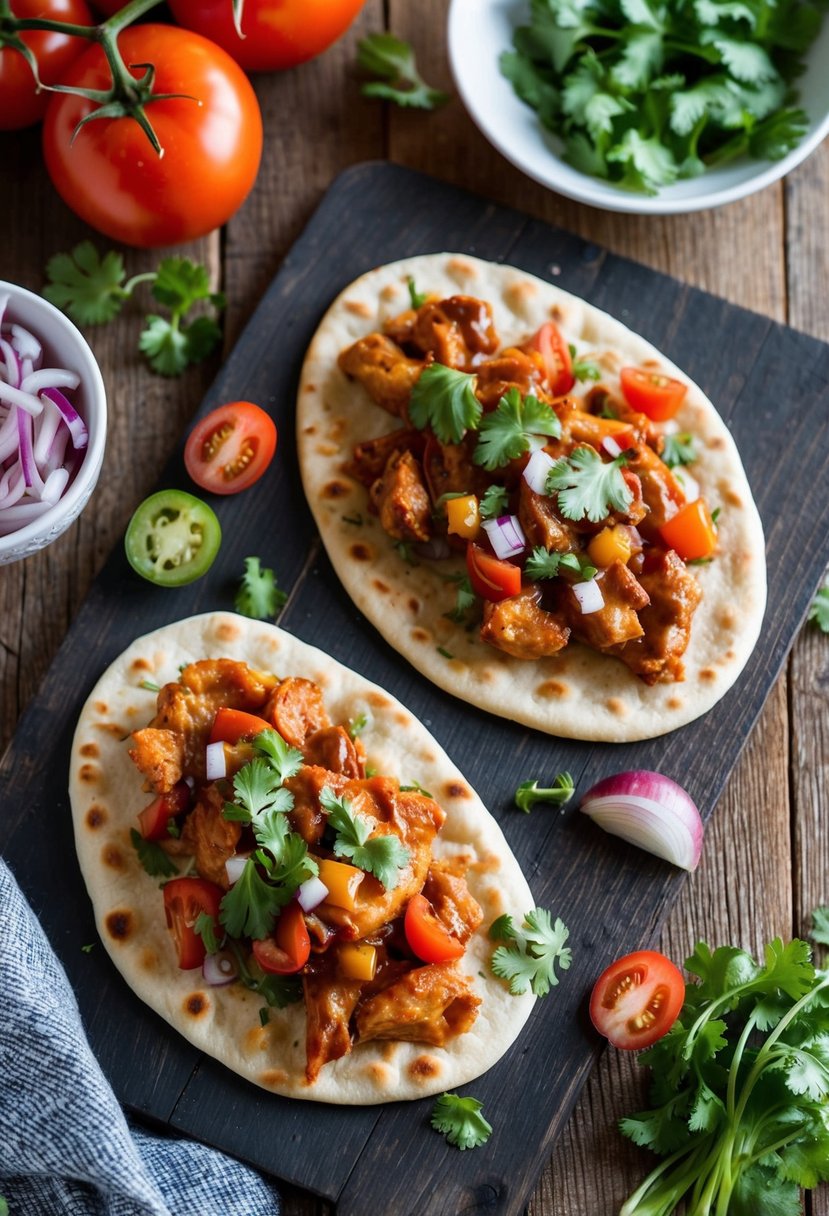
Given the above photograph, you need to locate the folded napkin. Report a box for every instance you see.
[0,859,281,1216]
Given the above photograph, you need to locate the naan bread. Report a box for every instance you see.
[297,254,766,742]
[69,612,535,1104]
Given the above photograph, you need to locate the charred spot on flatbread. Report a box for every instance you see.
[184,993,209,1019]
[443,781,470,800]
[101,843,125,871]
[261,1069,290,1088]
[79,763,102,785]
[408,1054,441,1082]
[536,679,570,699]
[105,910,134,941]
[86,804,107,829]
[605,697,627,717]
[140,949,158,971]
[80,742,99,758]
[131,658,152,673]
[350,542,373,561]
[323,479,350,499]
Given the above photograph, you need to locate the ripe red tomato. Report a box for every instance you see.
[185,402,277,495]
[404,894,464,964]
[137,780,191,841]
[209,707,272,744]
[620,367,687,421]
[0,0,93,131]
[163,876,224,970]
[42,25,263,247]
[253,904,311,974]
[589,949,685,1050]
[466,542,522,602]
[526,322,574,397]
[167,0,367,72]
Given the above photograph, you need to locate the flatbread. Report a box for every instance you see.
[69,611,535,1104]
[297,253,766,742]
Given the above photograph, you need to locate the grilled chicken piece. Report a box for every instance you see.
[518,481,577,553]
[625,443,685,534]
[481,587,570,660]
[286,764,350,846]
[386,295,498,370]
[128,727,184,794]
[612,549,702,683]
[563,560,649,651]
[347,428,424,488]
[303,726,363,779]
[475,347,549,410]
[265,677,331,749]
[338,333,424,419]
[370,450,432,543]
[303,969,363,1083]
[582,386,661,449]
[355,963,480,1045]
[179,784,241,888]
[422,862,483,944]
[422,434,489,502]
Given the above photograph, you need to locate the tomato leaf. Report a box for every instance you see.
[320,786,411,890]
[358,33,450,110]
[44,242,128,326]
[430,1093,493,1150]
[473,388,561,470]
[235,556,288,620]
[490,907,572,996]
[129,828,178,878]
[546,446,633,522]
[408,363,482,444]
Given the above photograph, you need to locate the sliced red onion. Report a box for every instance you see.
[296,876,329,912]
[0,380,44,417]
[580,770,703,871]
[413,535,452,560]
[602,434,624,459]
[572,578,604,614]
[523,448,557,494]
[482,514,526,560]
[0,339,21,388]
[9,323,41,362]
[33,399,61,464]
[41,387,87,449]
[0,465,25,511]
[0,499,56,535]
[202,950,238,987]
[41,468,69,505]
[673,468,700,504]
[225,855,249,885]
[0,293,8,332]
[205,741,227,781]
[21,368,80,397]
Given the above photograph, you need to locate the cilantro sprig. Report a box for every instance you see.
[808,581,829,633]
[358,34,450,110]
[409,363,482,445]
[546,446,632,523]
[44,242,224,376]
[431,1093,493,1150]
[473,388,561,471]
[569,343,601,382]
[479,485,510,520]
[661,432,698,468]
[320,786,411,890]
[524,546,597,582]
[489,908,572,997]
[130,828,178,879]
[235,556,287,620]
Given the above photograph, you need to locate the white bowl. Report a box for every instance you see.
[448,0,829,215]
[0,282,107,565]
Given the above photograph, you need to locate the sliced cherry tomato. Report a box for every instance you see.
[526,322,574,396]
[184,402,277,496]
[163,876,223,970]
[137,780,191,842]
[589,949,685,1050]
[0,0,94,131]
[466,542,522,602]
[620,367,687,421]
[659,499,717,562]
[404,893,465,964]
[252,903,310,974]
[209,707,272,745]
[125,489,221,587]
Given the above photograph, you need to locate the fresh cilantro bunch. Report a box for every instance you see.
[44,241,224,376]
[320,787,411,890]
[490,907,572,996]
[431,1093,493,1150]
[358,34,450,110]
[619,937,829,1215]
[501,0,822,195]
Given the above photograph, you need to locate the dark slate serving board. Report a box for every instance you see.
[3,163,829,1216]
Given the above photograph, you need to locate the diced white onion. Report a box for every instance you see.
[205,740,227,781]
[572,578,604,614]
[296,876,329,912]
[225,855,249,885]
[580,770,703,871]
[522,448,556,495]
[482,514,526,560]
[601,434,623,458]
[673,467,700,503]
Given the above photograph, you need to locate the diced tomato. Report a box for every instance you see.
[210,707,272,745]
[589,949,685,1050]
[526,322,574,396]
[659,499,717,561]
[137,780,191,841]
[619,367,687,421]
[184,401,277,495]
[252,903,311,974]
[163,877,224,970]
[466,542,522,602]
[404,893,465,964]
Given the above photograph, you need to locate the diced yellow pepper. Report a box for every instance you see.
[445,494,480,541]
[317,858,364,910]
[338,942,377,982]
[587,524,632,568]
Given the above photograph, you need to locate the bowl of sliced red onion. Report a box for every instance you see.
[0,281,106,564]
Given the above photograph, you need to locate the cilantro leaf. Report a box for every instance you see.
[130,828,178,878]
[219,859,284,940]
[431,1093,493,1150]
[138,314,221,377]
[151,257,223,314]
[811,907,829,946]
[514,773,575,812]
[473,388,561,471]
[524,546,597,582]
[490,908,572,997]
[348,712,368,740]
[408,363,482,445]
[546,446,632,522]
[320,786,411,890]
[44,242,128,325]
[479,485,510,520]
[443,574,476,624]
[808,582,829,633]
[661,432,697,468]
[407,276,427,309]
[194,911,220,955]
[252,729,304,783]
[235,555,287,620]
[568,343,601,382]
[232,758,291,821]
[357,34,450,110]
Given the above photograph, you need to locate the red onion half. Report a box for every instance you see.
[580,770,703,871]
[202,950,238,987]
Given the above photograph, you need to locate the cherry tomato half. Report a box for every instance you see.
[659,499,717,562]
[466,542,522,602]
[163,876,223,970]
[0,0,93,131]
[184,402,277,496]
[125,489,221,587]
[137,780,191,841]
[620,367,687,422]
[252,903,310,974]
[209,707,272,745]
[404,894,465,964]
[42,25,263,248]
[167,0,367,72]
[526,322,574,397]
[589,949,685,1050]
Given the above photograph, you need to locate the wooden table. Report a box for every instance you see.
[2,2,828,1212]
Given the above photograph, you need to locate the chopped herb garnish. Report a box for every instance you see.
[235,555,287,620]
[252,728,304,783]
[437,646,454,659]
[407,276,427,309]
[478,484,510,520]
[320,787,411,890]
[524,546,597,582]
[809,583,829,633]
[688,556,714,566]
[569,344,601,382]
[194,911,220,955]
[348,712,368,740]
[365,764,378,778]
[166,817,180,839]
[408,363,482,445]
[514,773,575,812]
[711,506,721,524]
[490,908,572,997]
[394,540,419,565]
[139,678,160,692]
[259,1006,270,1027]
[227,940,303,1008]
[444,575,476,624]
[399,779,434,798]
[81,943,95,953]
[219,858,285,940]
[661,432,697,468]
[130,828,179,879]
[358,33,450,111]
[473,388,561,471]
[546,446,632,523]
[431,1093,493,1150]
[342,512,364,526]
[600,403,618,420]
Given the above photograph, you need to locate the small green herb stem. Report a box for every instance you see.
[744,1123,807,1168]
[619,1138,707,1215]
[725,1008,759,1117]
[123,271,157,295]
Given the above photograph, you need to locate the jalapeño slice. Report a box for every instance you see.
[125,490,221,586]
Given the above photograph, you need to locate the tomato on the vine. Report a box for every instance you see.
[167,0,367,73]
[42,24,263,248]
[0,0,93,131]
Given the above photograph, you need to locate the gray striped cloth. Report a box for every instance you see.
[0,859,281,1216]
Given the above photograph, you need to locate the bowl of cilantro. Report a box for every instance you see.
[448,0,829,213]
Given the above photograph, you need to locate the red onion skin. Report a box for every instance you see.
[580,770,703,871]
